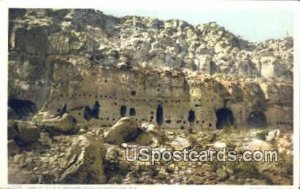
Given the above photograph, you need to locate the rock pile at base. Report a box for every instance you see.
[59,134,106,184]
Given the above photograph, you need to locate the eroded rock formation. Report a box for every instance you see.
[8,9,293,130]
[7,9,294,185]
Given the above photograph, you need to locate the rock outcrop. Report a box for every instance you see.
[8,120,40,145]
[8,9,293,130]
[105,117,140,144]
[37,113,78,134]
[7,9,294,185]
[135,122,165,145]
[59,134,106,184]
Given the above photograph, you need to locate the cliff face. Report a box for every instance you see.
[8,9,293,129]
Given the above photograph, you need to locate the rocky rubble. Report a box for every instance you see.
[8,117,293,185]
[59,134,106,183]
[7,9,294,185]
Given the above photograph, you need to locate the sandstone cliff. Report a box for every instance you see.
[7,8,294,185]
[8,9,293,129]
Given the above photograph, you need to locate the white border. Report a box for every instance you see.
[293,2,300,189]
[0,0,299,188]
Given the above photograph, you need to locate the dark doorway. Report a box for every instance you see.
[131,90,136,96]
[215,108,234,129]
[129,108,136,116]
[120,105,127,117]
[188,110,196,123]
[8,98,37,120]
[156,104,164,127]
[247,111,267,128]
[84,101,100,121]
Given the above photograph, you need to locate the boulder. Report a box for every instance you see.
[170,136,191,150]
[12,120,40,145]
[139,122,158,132]
[8,140,21,156]
[104,117,140,144]
[8,120,18,140]
[135,122,165,145]
[246,139,272,151]
[59,133,106,184]
[39,113,78,134]
[213,141,227,150]
[265,129,280,142]
[32,111,52,122]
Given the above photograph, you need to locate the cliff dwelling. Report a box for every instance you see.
[246,111,267,128]
[6,8,295,185]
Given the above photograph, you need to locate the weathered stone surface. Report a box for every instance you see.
[8,9,293,130]
[11,120,40,145]
[6,9,294,185]
[213,141,227,149]
[266,129,280,142]
[135,122,165,145]
[8,140,21,156]
[59,134,106,184]
[8,120,18,140]
[38,113,78,134]
[104,117,140,144]
[246,139,272,151]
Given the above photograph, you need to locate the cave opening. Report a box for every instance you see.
[156,104,164,127]
[129,108,136,116]
[8,98,37,120]
[84,101,100,121]
[246,111,267,128]
[188,110,196,123]
[215,108,234,129]
[120,105,127,117]
[131,90,136,96]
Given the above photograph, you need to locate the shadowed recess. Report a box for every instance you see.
[84,101,100,121]
[215,108,234,129]
[8,98,37,120]
[247,111,267,128]
[188,109,195,123]
[129,108,136,116]
[156,104,164,127]
[120,105,127,117]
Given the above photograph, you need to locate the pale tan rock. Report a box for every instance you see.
[59,133,106,184]
[104,117,139,144]
[246,139,272,151]
[40,113,78,134]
